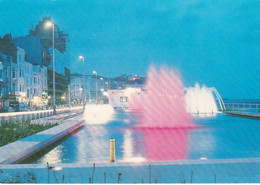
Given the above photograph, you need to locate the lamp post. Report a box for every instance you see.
[68,85,71,108]
[79,88,83,105]
[79,56,85,110]
[100,77,104,94]
[93,71,97,104]
[105,82,109,91]
[45,21,56,115]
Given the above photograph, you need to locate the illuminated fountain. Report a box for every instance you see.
[129,65,194,128]
[184,83,226,114]
[83,104,115,124]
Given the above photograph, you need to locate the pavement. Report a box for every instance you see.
[0,158,260,183]
[0,106,83,125]
[0,106,83,117]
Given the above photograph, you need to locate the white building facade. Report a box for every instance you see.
[70,73,105,105]
[4,47,48,107]
[108,87,142,108]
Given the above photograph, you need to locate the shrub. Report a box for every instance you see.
[0,121,58,147]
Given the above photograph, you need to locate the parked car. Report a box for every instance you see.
[9,101,26,112]
[0,107,14,112]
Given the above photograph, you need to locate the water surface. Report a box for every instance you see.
[22,110,260,164]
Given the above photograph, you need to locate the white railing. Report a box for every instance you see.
[209,87,226,111]
[224,103,260,111]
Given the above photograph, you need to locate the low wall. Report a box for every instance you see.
[225,111,260,119]
[0,107,83,126]
[0,158,260,183]
[30,110,83,125]
[0,116,84,164]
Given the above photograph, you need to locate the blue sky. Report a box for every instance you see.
[0,0,260,99]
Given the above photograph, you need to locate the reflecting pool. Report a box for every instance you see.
[22,110,260,164]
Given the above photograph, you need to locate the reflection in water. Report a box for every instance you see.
[120,129,146,162]
[76,125,109,163]
[24,111,260,164]
[188,130,216,160]
[138,128,190,161]
[40,145,63,164]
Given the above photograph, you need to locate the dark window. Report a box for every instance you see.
[120,96,128,102]
[251,104,256,108]
[12,69,15,78]
[27,89,29,98]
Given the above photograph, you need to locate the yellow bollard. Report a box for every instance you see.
[110,138,115,162]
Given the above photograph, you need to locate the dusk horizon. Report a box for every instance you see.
[1,0,260,98]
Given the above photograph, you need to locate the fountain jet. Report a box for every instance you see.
[129,65,194,128]
[184,83,226,114]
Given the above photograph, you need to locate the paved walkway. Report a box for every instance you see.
[0,107,82,117]
[0,106,83,125]
[0,158,260,183]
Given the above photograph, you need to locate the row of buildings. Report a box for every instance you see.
[0,17,100,108]
[0,17,145,109]
[70,73,106,105]
[0,17,69,107]
[0,35,48,107]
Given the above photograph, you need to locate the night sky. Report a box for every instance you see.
[0,0,260,99]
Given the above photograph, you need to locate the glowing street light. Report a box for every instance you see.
[45,21,53,28]
[45,20,56,115]
[100,77,104,91]
[79,55,86,110]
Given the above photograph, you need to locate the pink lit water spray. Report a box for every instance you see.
[129,65,195,128]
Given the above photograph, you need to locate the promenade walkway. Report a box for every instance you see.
[0,106,83,125]
[0,158,260,183]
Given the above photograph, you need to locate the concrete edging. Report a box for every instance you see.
[225,111,260,119]
[0,118,84,164]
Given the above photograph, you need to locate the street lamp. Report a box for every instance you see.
[79,87,83,105]
[93,71,97,103]
[79,56,85,110]
[45,20,56,115]
[105,82,109,91]
[100,77,104,92]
